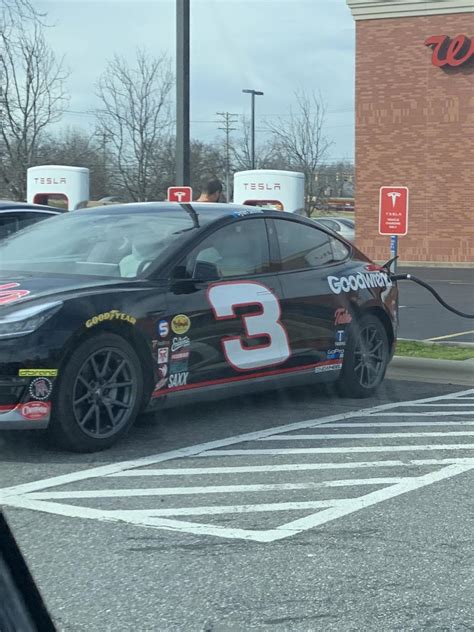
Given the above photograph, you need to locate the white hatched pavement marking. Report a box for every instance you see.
[309,422,474,428]
[199,444,474,457]
[107,458,474,477]
[0,388,473,542]
[370,412,474,416]
[25,478,407,500]
[257,431,474,440]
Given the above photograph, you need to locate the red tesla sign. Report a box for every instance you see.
[379,186,409,236]
[167,186,193,203]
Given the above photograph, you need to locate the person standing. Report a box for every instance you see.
[196,179,223,202]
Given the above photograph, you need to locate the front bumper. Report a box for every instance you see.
[0,402,50,429]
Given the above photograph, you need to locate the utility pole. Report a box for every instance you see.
[216,111,238,202]
[176,0,190,186]
[242,89,263,169]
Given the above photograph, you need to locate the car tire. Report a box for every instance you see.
[48,333,143,452]
[336,313,389,398]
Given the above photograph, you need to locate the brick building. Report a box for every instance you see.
[346,0,474,264]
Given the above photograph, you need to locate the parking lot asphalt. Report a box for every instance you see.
[398,267,474,343]
[1,379,473,631]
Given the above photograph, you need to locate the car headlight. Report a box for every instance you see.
[0,302,63,339]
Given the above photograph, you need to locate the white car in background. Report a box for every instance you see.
[314,216,355,242]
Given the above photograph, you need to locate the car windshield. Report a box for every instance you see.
[0,210,198,278]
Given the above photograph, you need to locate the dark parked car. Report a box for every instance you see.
[0,201,65,240]
[0,203,398,451]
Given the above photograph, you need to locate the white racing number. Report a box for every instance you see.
[207,281,291,371]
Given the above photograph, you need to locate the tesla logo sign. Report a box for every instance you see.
[167,186,193,203]
[379,186,408,236]
[425,35,474,67]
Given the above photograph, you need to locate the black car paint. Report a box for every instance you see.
[0,204,398,433]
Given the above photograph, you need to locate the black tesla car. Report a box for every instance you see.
[0,201,65,240]
[0,203,398,451]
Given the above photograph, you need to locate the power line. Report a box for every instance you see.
[216,111,238,201]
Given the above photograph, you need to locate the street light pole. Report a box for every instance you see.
[242,89,263,170]
[176,0,190,186]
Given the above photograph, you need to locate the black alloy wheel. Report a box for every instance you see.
[337,313,389,398]
[72,348,135,439]
[49,333,143,452]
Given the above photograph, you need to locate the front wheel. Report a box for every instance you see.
[49,333,143,452]
[337,314,389,398]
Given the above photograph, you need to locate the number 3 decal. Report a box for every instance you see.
[207,281,291,371]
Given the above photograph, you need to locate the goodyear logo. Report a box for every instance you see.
[86,310,137,328]
[19,369,58,377]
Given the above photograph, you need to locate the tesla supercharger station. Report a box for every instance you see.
[233,169,305,213]
[27,165,90,210]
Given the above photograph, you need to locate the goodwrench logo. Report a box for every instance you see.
[328,271,391,295]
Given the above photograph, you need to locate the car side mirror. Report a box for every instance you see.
[193,261,219,281]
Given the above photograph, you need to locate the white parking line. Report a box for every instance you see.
[1,388,473,542]
[257,431,474,440]
[199,444,474,457]
[25,478,407,500]
[108,457,474,477]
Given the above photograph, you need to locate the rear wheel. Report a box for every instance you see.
[49,333,143,452]
[337,313,389,398]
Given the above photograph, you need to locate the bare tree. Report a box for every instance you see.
[266,91,333,215]
[95,50,173,201]
[0,23,69,199]
[231,117,285,171]
[0,0,42,32]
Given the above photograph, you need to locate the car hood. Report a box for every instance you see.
[0,273,138,310]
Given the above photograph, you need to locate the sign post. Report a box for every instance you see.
[167,186,193,203]
[379,186,409,273]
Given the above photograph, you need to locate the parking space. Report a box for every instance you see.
[1,382,473,631]
[398,267,474,343]
[2,389,473,545]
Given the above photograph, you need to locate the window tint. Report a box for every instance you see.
[179,219,270,279]
[274,219,348,270]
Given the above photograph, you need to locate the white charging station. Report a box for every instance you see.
[233,169,305,213]
[27,165,90,210]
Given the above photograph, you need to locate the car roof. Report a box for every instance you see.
[67,201,301,221]
[0,201,65,212]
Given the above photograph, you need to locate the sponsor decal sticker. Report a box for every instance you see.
[154,377,168,391]
[158,365,168,378]
[232,208,264,217]
[28,377,53,401]
[168,372,189,388]
[18,369,58,377]
[0,282,30,306]
[171,336,190,352]
[327,271,391,295]
[158,319,169,338]
[20,401,51,420]
[335,329,346,346]
[334,308,352,326]
[157,348,169,365]
[314,363,342,373]
[86,310,136,328]
[326,348,344,361]
[171,314,191,335]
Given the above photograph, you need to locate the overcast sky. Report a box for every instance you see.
[37,0,355,162]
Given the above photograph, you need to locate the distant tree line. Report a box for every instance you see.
[0,1,353,214]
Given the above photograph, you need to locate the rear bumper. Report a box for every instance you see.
[0,403,51,429]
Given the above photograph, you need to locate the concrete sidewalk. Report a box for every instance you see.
[388,356,474,386]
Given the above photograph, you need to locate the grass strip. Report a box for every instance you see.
[395,340,474,361]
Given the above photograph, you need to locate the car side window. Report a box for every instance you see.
[176,219,270,280]
[0,213,50,239]
[274,219,348,271]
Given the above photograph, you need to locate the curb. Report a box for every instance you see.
[398,338,474,348]
[387,356,474,386]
